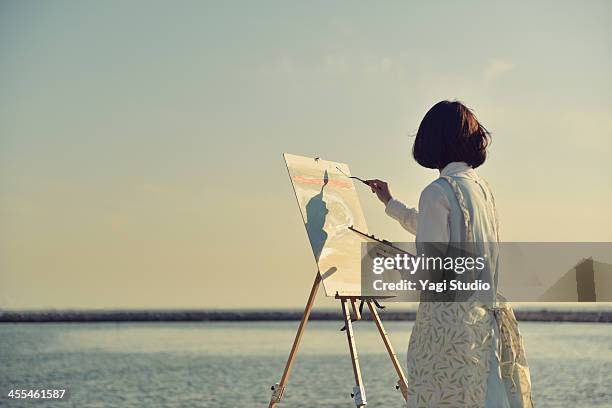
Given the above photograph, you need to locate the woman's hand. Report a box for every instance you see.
[366,179,392,205]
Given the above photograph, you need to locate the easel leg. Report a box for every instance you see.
[341,298,367,407]
[366,301,409,401]
[268,273,321,408]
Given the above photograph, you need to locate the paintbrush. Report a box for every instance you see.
[336,166,370,187]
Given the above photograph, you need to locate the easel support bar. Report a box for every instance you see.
[268,272,321,408]
[350,298,361,320]
[367,300,409,400]
[341,298,367,407]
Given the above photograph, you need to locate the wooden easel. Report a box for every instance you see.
[268,272,408,407]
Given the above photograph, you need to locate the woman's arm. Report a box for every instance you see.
[367,178,450,241]
[415,183,450,243]
[385,199,418,235]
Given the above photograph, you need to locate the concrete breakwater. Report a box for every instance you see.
[1,309,611,323]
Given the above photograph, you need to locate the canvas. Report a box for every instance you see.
[284,153,369,296]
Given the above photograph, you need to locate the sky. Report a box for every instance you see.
[1,1,611,309]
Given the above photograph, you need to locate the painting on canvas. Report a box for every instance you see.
[284,153,368,296]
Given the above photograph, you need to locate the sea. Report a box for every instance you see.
[1,321,611,407]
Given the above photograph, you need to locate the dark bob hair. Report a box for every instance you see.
[412,100,491,169]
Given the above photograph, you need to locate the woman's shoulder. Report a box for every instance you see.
[421,177,453,197]
[419,178,451,208]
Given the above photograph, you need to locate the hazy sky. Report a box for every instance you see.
[1,1,611,309]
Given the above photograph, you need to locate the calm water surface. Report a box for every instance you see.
[1,321,611,407]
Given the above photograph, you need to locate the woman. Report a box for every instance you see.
[368,101,533,408]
